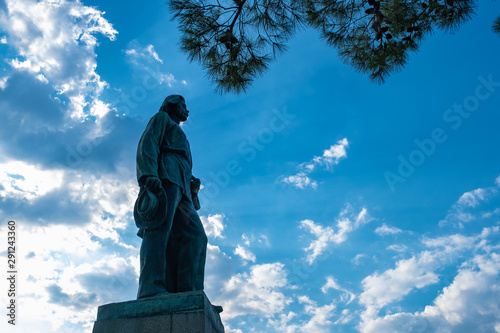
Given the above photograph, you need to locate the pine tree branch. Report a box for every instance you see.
[229,0,246,32]
[168,0,484,94]
[493,15,500,36]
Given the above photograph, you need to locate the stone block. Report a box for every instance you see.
[92,291,224,333]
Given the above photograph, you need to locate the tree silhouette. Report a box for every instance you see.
[169,1,496,94]
[494,16,500,36]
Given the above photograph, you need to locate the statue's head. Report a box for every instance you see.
[160,94,189,122]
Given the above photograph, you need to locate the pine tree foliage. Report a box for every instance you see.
[305,0,475,83]
[494,15,500,36]
[169,1,492,93]
[169,0,304,93]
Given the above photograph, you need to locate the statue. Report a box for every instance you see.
[134,95,207,299]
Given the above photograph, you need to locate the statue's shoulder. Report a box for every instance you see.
[150,111,175,128]
[152,111,168,121]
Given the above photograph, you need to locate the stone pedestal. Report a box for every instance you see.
[92,291,224,333]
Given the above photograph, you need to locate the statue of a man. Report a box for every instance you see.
[134,94,207,299]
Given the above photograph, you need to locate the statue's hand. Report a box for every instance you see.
[145,176,162,192]
[191,176,201,195]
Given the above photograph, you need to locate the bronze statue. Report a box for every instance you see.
[134,95,207,299]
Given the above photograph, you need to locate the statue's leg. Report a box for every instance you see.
[137,222,169,298]
[171,197,208,292]
[165,230,179,292]
[137,182,183,299]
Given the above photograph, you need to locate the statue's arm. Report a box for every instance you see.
[136,112,169,185]
[191,175,201,194]
[191,175,201,210]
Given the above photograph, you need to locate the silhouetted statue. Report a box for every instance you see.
[134,95,207,299]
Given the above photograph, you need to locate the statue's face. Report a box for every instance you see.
[172,99,189,122]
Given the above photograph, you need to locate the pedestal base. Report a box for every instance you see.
[92,291,224,333]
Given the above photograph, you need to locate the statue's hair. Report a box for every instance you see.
[159,95,185,115]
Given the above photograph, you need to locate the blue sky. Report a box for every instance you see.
[0,0,500,332]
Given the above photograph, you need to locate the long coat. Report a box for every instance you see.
[136,110,193,197]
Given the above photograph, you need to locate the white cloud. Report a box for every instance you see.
[360,251,440,319]
[292,295,343,333]
[204,244,233,301]
[0,35,6,44]
[312,138,349,169]
[124,43,163,64]
[321,276,355,304]
[359,227,499,326]
[300,300,337,333]
[123,40,177,87]
[386,244,408,252]
[359,253,500,333]
[321,276,341,293]
[300,219,335,264]
[224,325,246,333]
[352,253,368,265]
[233,233,270,264]
[457,188,491,208]
[440,180,499,227]
[146,44,163,63]
[375,223,403,236]
[0,160,64,200]
[90,99,112,119]
[234,245,256,263]
[80,177,138,242]
[36,73,49,84]
[426,254,500,324]
[0,158,138,240]
[300,206,371,264]
[268,312,300,333]
[422,233,476,254]
[0,163,140,333]
[0,76,7,89]
[0,0,117,120]
[280,171,318,189]
[280,138,348,189]
[298,295,314,305]
[0,221,138,332]
[242,233,270,247]
[335,309,353,326]
[217,263,291,319]
[333,214,359,244]
[482,207,500,218]
[200,213,225,239]
[22,224,101,257]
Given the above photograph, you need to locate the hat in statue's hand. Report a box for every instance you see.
[134,186,167,230]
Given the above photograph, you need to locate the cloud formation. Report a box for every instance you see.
[281,171,318,189]
[359,226,500,331]
[217,263,291,319]
[375,223,403,236]
[0,220,140,332]
[234,245,256,263]
[125,43,164,64]
[200,213,226,239]
[123,40,176,88]
[300,205,371,264]
[359,251,500,333]
[0,0,117,119]
[321,276,355,304]
[440,180,500,227]
[298,296,337,333]
[0,0,144,177]
[280,138,349,189]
